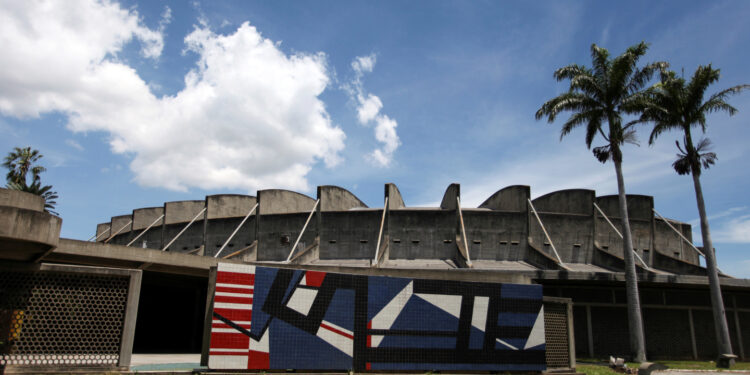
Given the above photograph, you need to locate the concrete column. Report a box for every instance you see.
[586,305,594,358]
[688,308,698,359]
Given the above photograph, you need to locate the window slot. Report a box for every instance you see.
[510,240,519,245]
[472,240,481,244]
[329,240,337,244]
[360,239,368,243]
[393,239,401,243]
[411,240,420,244]
[443,239,453,244]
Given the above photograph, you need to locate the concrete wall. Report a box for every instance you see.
[163,201,205,252]
[319,210,380,259]
[130,207,164,249]
[318,186,367,211]
[109,214,134,245]
[89,184,703,275]
[96,223,111,242]
[258,189,315,215]
[479,185,530,212]
[595,195,654,266]
[206,195,256,219]
[388,209,457,259]
[530,190,595,264]
[0,188,45,212]
[545,283,750,360]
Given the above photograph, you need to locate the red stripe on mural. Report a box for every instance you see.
[214,296,253,305]
[216,271,255,285]
[213,308,252,321]
[216,286,254,294]
[304,271,326,287]
[248,351,270,369]
[367,321,372,348]
[320,323,353,340]
[210,332,249,349]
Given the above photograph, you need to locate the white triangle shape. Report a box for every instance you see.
[414,293,462,319]
[524,305,545,349]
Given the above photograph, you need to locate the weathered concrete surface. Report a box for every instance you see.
[258,189,315,215]
[206,194,256,219]
[0,187,45,212]
[318,185,367,211]
[164,200,205,225]
[96,222,111,241]
[0,205,61,261]
[531,190,595,264]
[385,183,405,209]
[133,207,164,230]
[320,210,380,259]
[464,209,527,260]
[440,183,460,210]
[479,185,530,212]
[47,238,243,277]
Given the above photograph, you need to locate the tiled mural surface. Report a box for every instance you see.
[208,263,546,371]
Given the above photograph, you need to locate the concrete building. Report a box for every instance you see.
[1,183,749,372]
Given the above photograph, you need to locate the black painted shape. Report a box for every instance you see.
[213,311,259,340]
[456,295,474,350]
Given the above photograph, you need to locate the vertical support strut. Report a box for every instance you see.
[528,199,568,270]
[215,203,258,258]
[126,214,165,247]
[162,207,206,251]
[593,203,651,271]
[104,220,132,243]
[286,199,320,263]
[372,197,388,266]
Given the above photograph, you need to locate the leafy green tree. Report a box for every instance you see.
[3,146,59,216]
[536,42,666,362]
[639,65,749,362]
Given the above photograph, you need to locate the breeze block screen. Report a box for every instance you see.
[208,263,546,371]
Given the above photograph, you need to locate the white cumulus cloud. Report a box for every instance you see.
[0,0,345,192]
[348,54,401,167]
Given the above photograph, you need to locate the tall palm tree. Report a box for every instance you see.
[640,65,749,362]
[3,146,58,215]
[536,42,667,362]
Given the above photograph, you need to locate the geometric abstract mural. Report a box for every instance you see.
[208,263,546,371]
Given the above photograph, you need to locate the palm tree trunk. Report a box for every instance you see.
[692,172,734,360]
[614,158,647,362]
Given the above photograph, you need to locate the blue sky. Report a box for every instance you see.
[2,1,749,276]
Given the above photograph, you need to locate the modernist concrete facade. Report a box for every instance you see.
[93,183,750,361]
[2,184,750,372]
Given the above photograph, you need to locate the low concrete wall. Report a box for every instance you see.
[0,188,45,212]
[164,200,205,225]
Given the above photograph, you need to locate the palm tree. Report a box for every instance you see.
[640,65,749,362]
[536,42,667,362]
[3,146,46,186]
[3,146,59,215]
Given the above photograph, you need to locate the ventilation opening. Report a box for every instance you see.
[360,240,368,243]
[443,239,453,244]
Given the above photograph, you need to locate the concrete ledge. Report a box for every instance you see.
[0,205,61,260]
[0,187,45,212]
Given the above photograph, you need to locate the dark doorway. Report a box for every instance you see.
[132,271,207,353]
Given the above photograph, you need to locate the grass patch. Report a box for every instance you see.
[577,360,750,375]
